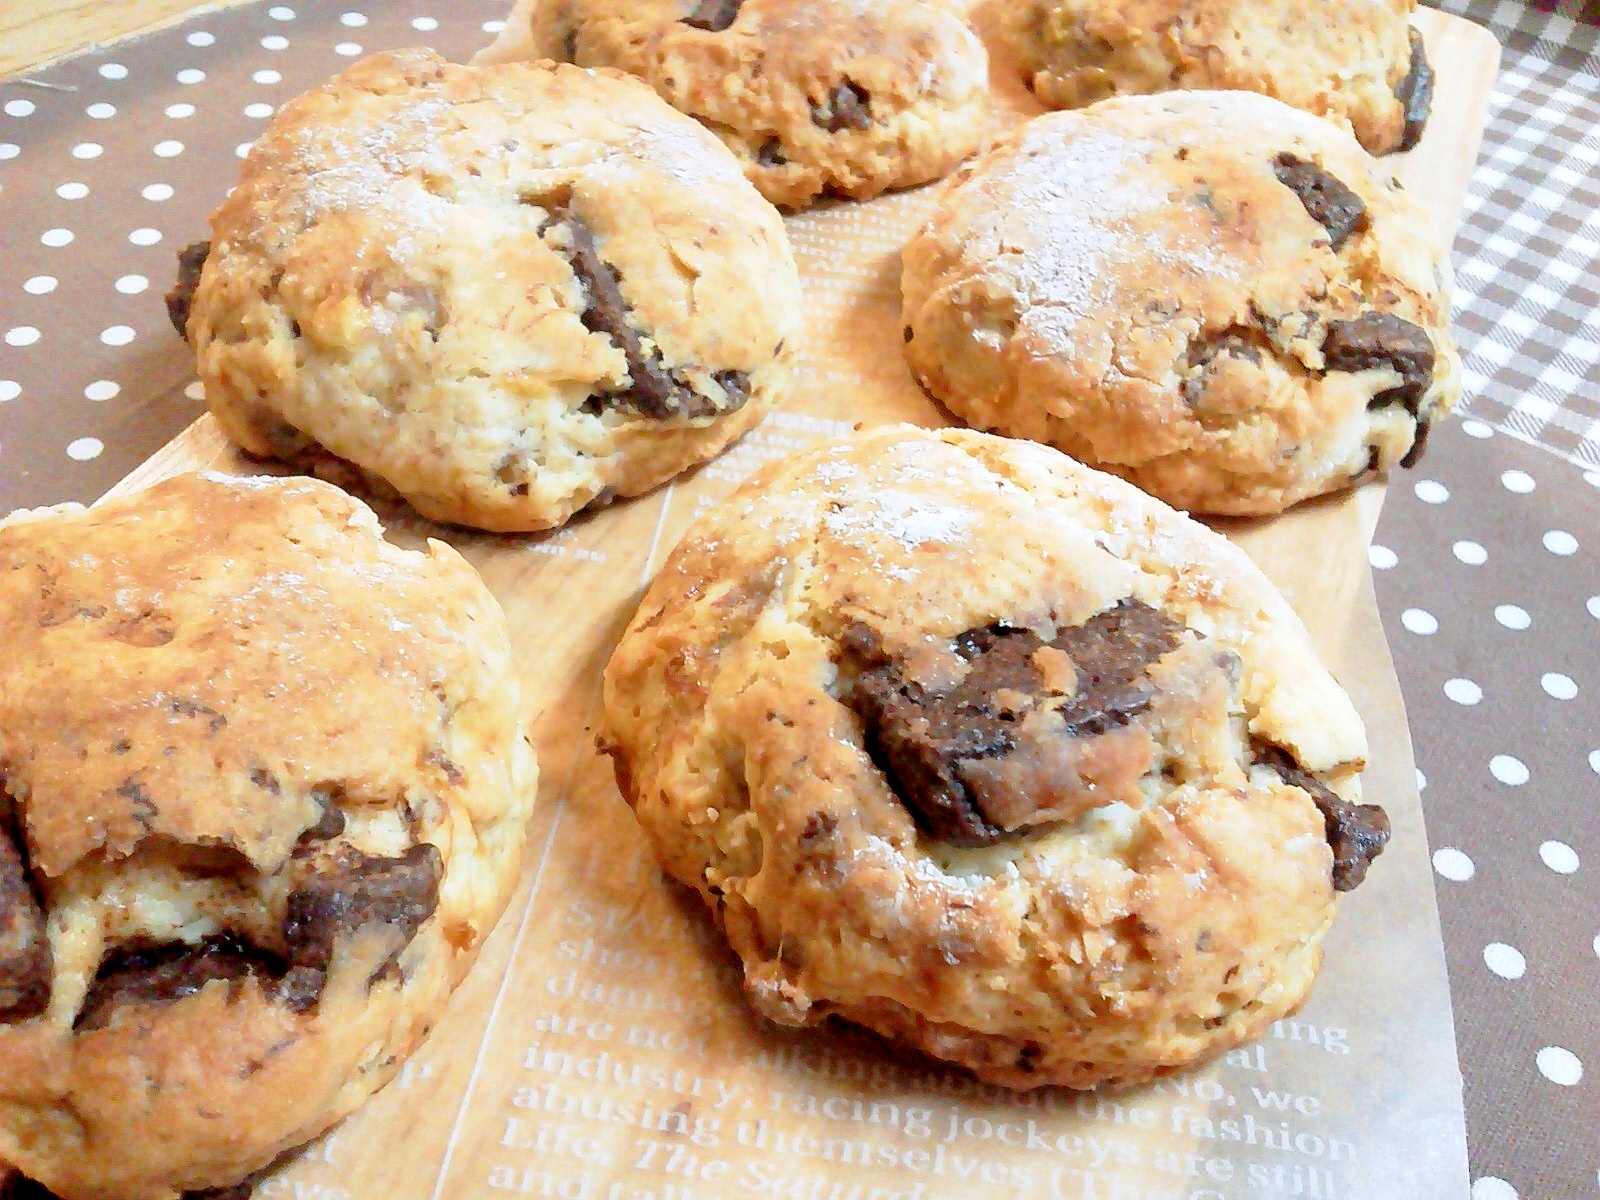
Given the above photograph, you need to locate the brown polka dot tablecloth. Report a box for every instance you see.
[0,3,1596,1199]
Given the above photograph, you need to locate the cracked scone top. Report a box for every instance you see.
[602,427,1388,1090]
[1000,0,1434,155]
[175,50,802,532]
[0,474,536,1200]
[523,0,991,209]
[901,91,1461,516]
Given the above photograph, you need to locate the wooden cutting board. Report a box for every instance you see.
[107,11,1500,1200]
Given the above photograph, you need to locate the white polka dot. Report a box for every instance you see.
[1483,942,1526,979]
[253,69,283,85]
[85,102,116,120]
[1444,678,1482,706]
[1368,544,1397,570]
[4,99,36,118]
[115,274,149,295]
[244,102,275,119]
[40,228,73,247]
[1415,768,1427,791]
[165,102,195,119]
[0,143,18,160]
[4,327,40,348]
[1461,419,1494,439]
[71,142,102,159]
[187,30,216,47]
[1590,749,1600,776]
[411,16,439,31]
[23,275,57,295]
[1593,932,1600,958]
[1541,672,1577,700]
[1413,479,1450,504]
[482,19,507,33]
[176,68,206,85]
[261,35,290,51]
[268,4,295,18]
[1536,1046,1582,1086]
[84,380,120,402]
[340,11,368,25]
[1470,1178,1518,1200]
[65,437,104,462]
[1542,529,1579,556]
[1452,539,1487,565]
[99,325,136,347]
[236,141,255,159]
[128,227,163,246]
[55,181,89,200]
[0,381,19,403]
[1501,469,1536,494]
[99,63,129,80]
[143,183,174,202]
[1489,755,1529,786]
[1433,847,1475,882]
[1588,597,1600,621]
[154,139,184,158]
[1495,604,1531,631]
[334,42,363,56]
[1401,608,1438,635]
[1539,841,1579,874]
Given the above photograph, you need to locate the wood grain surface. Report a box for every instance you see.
[1,1,251,77]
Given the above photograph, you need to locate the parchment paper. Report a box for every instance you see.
[100,7,1502,1199]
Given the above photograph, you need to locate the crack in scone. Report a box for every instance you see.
[0,792,52,1022]
[1272,154,1369,251]
[1394,29,1434,153]
[839,599,1185,847]
[1254,741,1389,892]
[546,203,751,421]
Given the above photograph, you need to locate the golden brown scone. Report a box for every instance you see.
[177,49,801,532]
[525,0,991,209]
[901,92,1461,516]
[999,0,1434,155]
[603,426,1387,1090]
[0,474,536,1200]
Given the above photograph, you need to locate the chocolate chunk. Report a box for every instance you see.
[1399,415,1430,468]
[282,843,442,1010]
[812,82,872,133]
[0,798,51,1022]
[1183,325,1266,405]
[1,1175,62,1200]
[1273,154,1369,251]
[1322,313,1435,413]
[840,600,1183,846]
[76,935,284,1031]
[166,240,211,342]
[682,0,742,31]
[1394,29,1434,153]
[295,790,347,849]
[550,204,748,421]
[756,137,787,167]
[1256,743,1389,891]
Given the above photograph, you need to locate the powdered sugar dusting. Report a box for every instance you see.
[823,487,970,552]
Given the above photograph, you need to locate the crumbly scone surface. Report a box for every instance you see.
[901,92,1461,516]
[603,426,1381,1089]
[0,473,536,1200]
[527,0,991,209]
[188,49,801,532]
[1000,0,1433,155]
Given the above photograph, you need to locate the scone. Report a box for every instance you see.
[602,426,1388,1090]
[1000,0,1434,155]
[171,49,802,532]
[0,473,536,1200]
[524,0,991,209]
[901,92,1461,516]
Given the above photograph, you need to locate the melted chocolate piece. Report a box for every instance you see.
[1322,312,1435,414]
[757,138,787,167]
[166,240,211,341]
[76,935,284,1031]
[840,600,1183,846]
[0,796,51,1022]
[1399,415,1431,468]
[549,204,750,420]
[1273,154,1369,251]
[1256,743,1389,891]
[1394,29,1434,153]
[1183,325,1266,405]
[282,843,442,1011]
[682,0,742,31]
[811,82,872,133]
